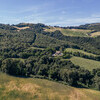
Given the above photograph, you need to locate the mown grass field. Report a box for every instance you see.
[0,73,100,100]
[65,48,97,57]
[70,57,100,71]
[44,27,100,37]
[61,29,90,37]
[44,27,93,37]
[91,31,100,37]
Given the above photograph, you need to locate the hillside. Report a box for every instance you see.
[0,73,100,100]
[78,23,100,31]
[0,23,100,97]
[44,25,100,37]
[44,27,92,37]
[1,0,100,99]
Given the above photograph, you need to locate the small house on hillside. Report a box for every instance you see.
[52,51,63,56]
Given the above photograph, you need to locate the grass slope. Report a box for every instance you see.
[91,31,100,37]
[0,73,100,100]
[44,27,100,37]
[44,27,93,37]
[70,57,100,71]
[65,48,97,57]
[61,29,90,37]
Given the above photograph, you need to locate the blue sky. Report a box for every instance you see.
[0,0,100,26]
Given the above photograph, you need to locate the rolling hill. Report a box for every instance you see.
[0,73,100,100]
[0,23,100,100]
[44,26,100,37]
[44,27,92,37]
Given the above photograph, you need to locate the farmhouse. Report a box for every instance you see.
[52,51,63,56]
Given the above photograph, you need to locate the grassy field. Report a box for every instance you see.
[91,31,100,37]
[44,27,100,37]
[70,57,100,71]
[44,27,93,37]
[0,73,100,100]
[65,48,97,57]
[61,29,90,37]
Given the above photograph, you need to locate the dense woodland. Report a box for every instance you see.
[0,23,100,90]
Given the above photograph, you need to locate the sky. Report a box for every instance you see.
[0,0,100,26]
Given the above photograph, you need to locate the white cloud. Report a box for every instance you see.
[44,16,100,26]
[91,14,100,18]
[1,15,100,26]
[0,10,100,26]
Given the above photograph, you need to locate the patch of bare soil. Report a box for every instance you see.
[13,26,30,31]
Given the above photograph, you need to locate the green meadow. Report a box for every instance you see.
[70,57,100,71]
[65,48,97,57]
